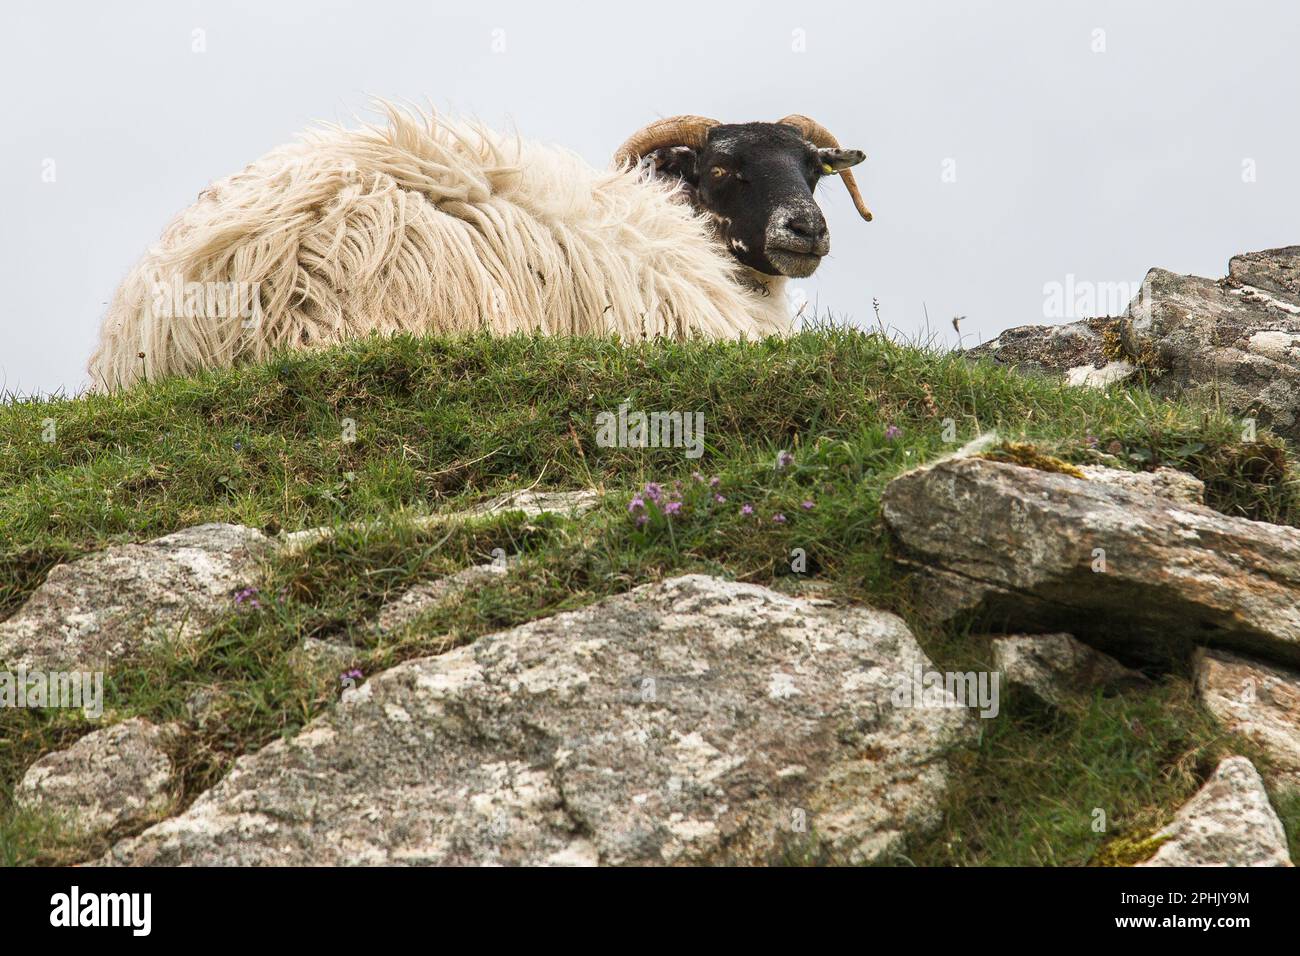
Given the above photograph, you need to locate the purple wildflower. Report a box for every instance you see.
[714,493,727,503]
[776,450,794,470]
[635,513,649,527]
[709,476,721,488]
[234,587,261,608]
[801,500,815,510]
[644,482,663,503]
[664,501,682,515]
[628,496,645,513]
[741,504,754,516]
[772,513,787,524]
[885,425,902,441]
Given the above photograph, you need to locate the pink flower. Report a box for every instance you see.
[714,493,727,503]
[772,513,787,523]
[664,501,682,515]
[628,496,645,513]
[644,482,663,503]
[709,476,721,488]
[741,504,754,516]
[801,500,814,510]
[885,425,902,441]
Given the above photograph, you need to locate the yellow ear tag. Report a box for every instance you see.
[821,163,837,175]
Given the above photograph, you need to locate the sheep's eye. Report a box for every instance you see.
[710,166,727,179]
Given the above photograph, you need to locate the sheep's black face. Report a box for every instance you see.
[642,122,865,278]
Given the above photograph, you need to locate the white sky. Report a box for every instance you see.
[2,0,1297,395]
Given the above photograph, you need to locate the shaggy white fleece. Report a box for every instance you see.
[87,104,791,390]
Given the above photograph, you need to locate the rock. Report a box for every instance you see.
[281,490,600,553]
[1077,464,1205,505]
[16,718,179,838]
[1120,248,1300,441]
[1229,246,1300,307]
[1196,649,1300,791]
[881,456,1300,667]
[288,638,357,678]
[376,562,511,634]
[1137,757,1292,867]
[0,524,276,670]
[468,489,601,519]
[991,633,1148,708]
[964,317,1134,389]
[98,575,974,866]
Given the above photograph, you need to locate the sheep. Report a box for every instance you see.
[87,104,870,391]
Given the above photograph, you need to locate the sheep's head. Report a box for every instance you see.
[615,115,870,279]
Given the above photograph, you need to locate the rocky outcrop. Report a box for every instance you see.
[0,524,275,670]
[98,575,974,866]
[1196,649,1300,791]
[969,247,1300,441]
[1137,757,1292,867]
[992,633,1148,708]
[964,317,1134,388]
[881,456,1300,666]
[16,719,179,838]
[1121,248,1300,441]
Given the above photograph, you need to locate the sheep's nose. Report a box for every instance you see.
[781,213,828,243]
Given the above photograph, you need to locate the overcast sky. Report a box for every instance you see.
[2,0,1296,396]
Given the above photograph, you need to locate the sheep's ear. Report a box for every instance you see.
[817,147,865,174]
[641,145,700,186]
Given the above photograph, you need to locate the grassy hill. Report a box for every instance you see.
[2,326,1297,865]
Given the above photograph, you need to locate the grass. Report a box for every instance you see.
[2,326,1298,865]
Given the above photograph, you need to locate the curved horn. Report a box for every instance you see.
[613,115,720,169]
[778,114,873,222]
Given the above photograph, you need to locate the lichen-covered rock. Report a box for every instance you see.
[0,524,276,670]
[991,633,1148,708]
[1196,649,1300,791]
[881,456,1300,666]
[98,575,975,866]
[964,317,1134,388]
[1077,465,1204,505]
[1120,248,1300,440]
[467,489,600,519]
[281,490,600,553]
[376,562,510,634]
[1138,757,1292,867]
[16,718,179,838]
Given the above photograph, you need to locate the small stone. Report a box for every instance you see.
[991,633,1148,708]
[16,718,180,838]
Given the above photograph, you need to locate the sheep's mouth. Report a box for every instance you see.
[766,247,824,278]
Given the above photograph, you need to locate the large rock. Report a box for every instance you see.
[98,575,974,866]
[0,524,276,670]
[964,317,1135,389]
[16,718,179,838]
[881,456,1300,667]
[1076,464,1204,505]
[1120,247,1300,441]
[1196,649,1300,791]
[991,633,1148,708]
[1137,757,1292,867]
